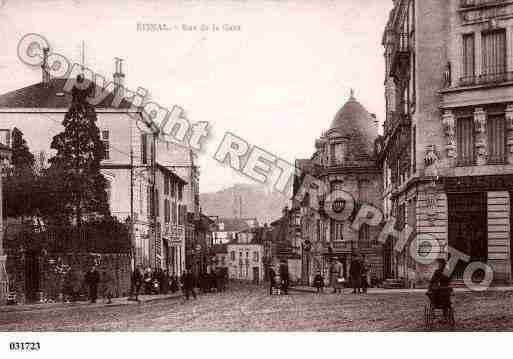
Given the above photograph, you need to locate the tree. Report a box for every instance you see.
[2,128,38,220]
[47,76,110,227]
[10,127,35,174]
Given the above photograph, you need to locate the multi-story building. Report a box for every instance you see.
[226,229,264,283]
[293,92,384,285]
[0,54,186,272]
[379,0,513,285]
[153,164,187,275]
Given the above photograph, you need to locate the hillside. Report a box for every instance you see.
[199,183,289,225]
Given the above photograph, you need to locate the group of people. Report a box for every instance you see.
[130,265,228,301]
[312,255,369,294]
[268,260,290,295]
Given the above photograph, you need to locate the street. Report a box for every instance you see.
[2,283,513,331]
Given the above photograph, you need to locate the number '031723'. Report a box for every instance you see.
[9,342,40,351]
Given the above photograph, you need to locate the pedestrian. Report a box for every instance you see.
[131,265,143,301]
[170,275,179,293]
[361,255,369,294]
[268,265,277,295]
[84,265,100,303]
[279,260,289,295]
[143,268,153,294]
[330,258,344,294]
[181,268,197,300]
[100,270,114,304]
[349,256,362,294]
[313,271,324,294]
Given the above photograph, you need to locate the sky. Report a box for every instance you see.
[0,0,392,193]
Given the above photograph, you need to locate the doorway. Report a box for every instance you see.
[448,193,487,278]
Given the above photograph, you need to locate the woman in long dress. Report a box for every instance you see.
[330,259,344,294]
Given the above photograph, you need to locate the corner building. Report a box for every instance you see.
[379,0,513,286]
[294,92,383,285]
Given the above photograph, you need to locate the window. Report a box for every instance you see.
[164,175,169,195]
[462,33,475,81]
[178,183,183,201]
[172,202,177,223]
[253,251,259,262]
[141,134,148,164]
[482,30,507,82]
[155,189,159,217]
[457,117,475,166]
[331,220,344,241]
[105,181,112,204]
[164,199,170,223]
[139,182,143,215]
[170,180,176,198]
[359,224,370,247]
[147,186,153,218]
[412,126,416,173]
[487,114,506,164]
[101,130,110,160]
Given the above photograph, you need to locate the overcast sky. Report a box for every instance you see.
[0,0,392,193]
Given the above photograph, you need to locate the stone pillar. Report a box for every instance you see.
[442,110,457,161]
[506,104,513,165]
[474,107,487,165]
[475,31,483,81]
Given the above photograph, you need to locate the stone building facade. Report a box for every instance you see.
[294,92,384,285]
[379,0,513,286]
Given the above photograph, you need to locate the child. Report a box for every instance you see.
[313,271,325,293]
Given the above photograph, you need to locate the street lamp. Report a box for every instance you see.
[0,143,12,304]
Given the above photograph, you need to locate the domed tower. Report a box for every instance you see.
[325,90,379,167]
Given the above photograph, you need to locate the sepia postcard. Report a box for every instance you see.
[1,0,513,357]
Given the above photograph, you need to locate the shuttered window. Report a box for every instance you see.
[487,114,506,164]
[457,117,475,166]
[482,30,506,81]
[462,33,475,80]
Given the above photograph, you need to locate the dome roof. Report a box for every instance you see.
[328,90,378,160]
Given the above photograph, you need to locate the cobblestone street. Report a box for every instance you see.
[2,284,513,331]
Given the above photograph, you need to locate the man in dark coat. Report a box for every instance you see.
[349,257,362,294]
[181,268,197,300]
[131,266,143,301]
[84,265,100,303]
[279,261,289,295]
[268,266,277,295]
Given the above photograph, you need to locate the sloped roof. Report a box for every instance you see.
[0,78,136,109]
[216,218,250,232]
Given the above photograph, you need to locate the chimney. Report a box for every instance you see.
[113,57,125,98]
[42,47,50,85]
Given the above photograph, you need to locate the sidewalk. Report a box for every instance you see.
[0,292,183,314]
[290,285,513,294]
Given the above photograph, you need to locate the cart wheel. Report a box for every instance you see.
[448,307,455,329]
[424,305,431,330]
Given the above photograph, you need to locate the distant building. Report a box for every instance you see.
[226,228,264,283]
[212,218,258,245]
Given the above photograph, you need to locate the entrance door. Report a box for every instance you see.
[448,193,487,278]
[24,251,40,302]
[253,267,259,284]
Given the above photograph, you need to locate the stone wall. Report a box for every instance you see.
[6,251,131,304]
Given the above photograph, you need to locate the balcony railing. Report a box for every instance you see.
[460,0,507,8]
[387,32,412,76]
[383,112,411,138]
[459,71,513,87]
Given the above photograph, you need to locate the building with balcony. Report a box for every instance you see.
[378,0,513,286]
[293,92,384,286]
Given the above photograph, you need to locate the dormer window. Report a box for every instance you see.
[330,141,347,165]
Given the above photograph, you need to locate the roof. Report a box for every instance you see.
[0,78,136,109]
[328,91,378,160]
[216,218,251,232]
[156,163,187,184]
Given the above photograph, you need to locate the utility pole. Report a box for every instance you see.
[129,125,135,271]
[151,132,157,269]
